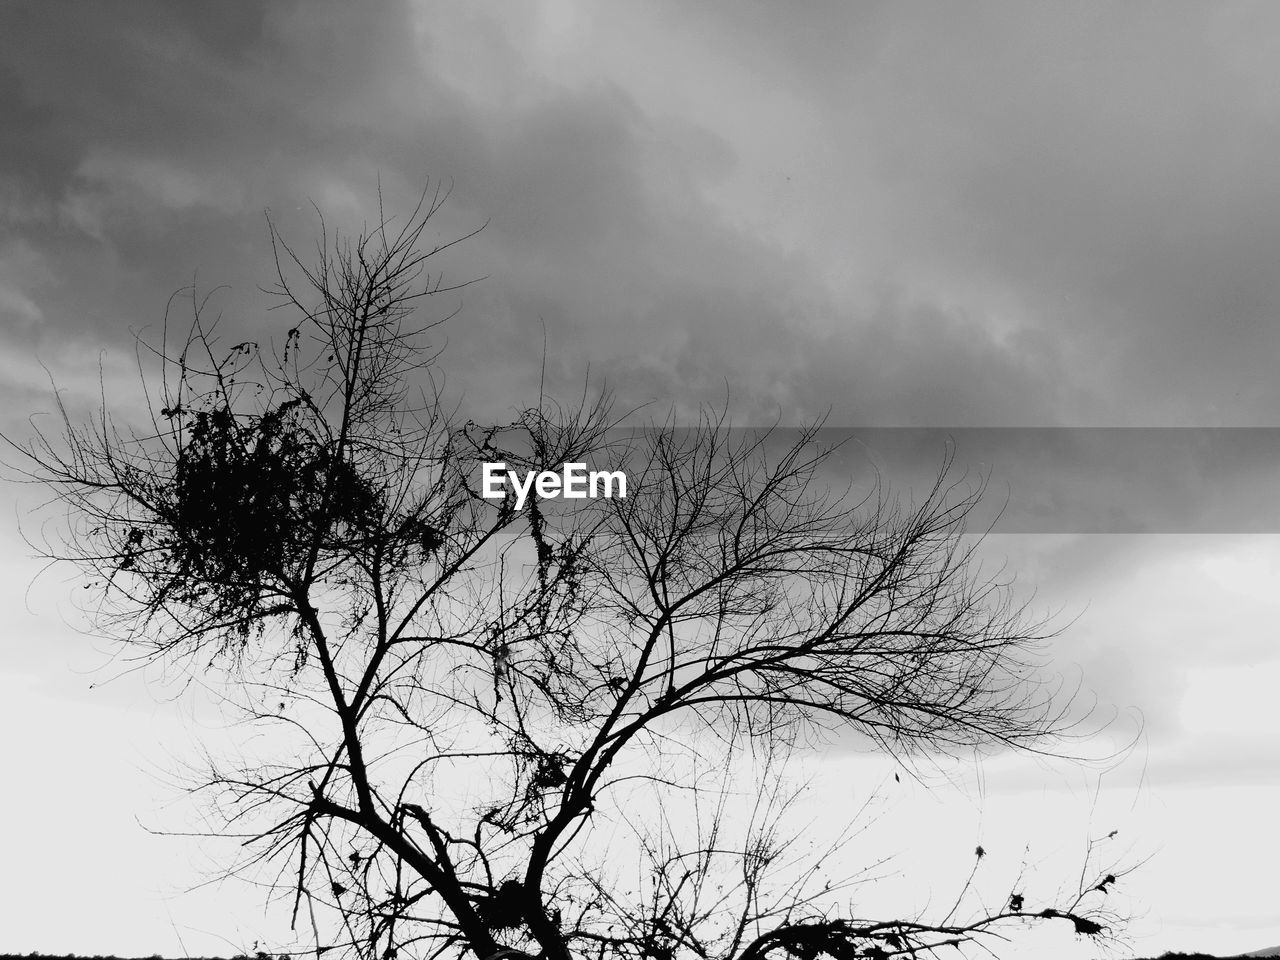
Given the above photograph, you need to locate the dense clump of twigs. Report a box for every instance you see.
[3,182,1126,960]
[157,397,381,629]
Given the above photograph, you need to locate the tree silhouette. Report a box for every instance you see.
[6,185,1124,960]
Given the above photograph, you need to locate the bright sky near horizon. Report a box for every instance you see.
[3,3,1280,957]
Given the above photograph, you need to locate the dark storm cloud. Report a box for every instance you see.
[8,1,1280,431]
[554,2,1280,426]
[0,1,774,420]
[733,2,1280,425]
[0,4,470,333]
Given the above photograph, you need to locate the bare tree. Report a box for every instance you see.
[6,185,1123,960]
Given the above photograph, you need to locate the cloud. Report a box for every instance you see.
[8,0,1280,430]
[6,6,1280,951]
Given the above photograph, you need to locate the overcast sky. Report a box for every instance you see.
[3,3,1280,957]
